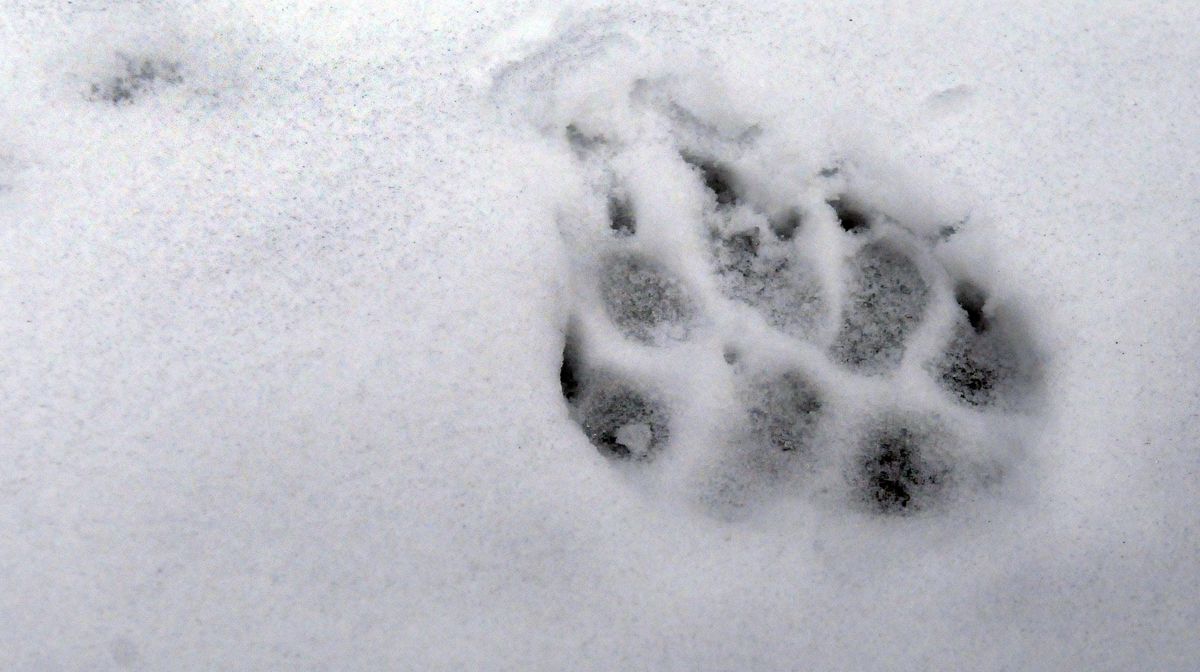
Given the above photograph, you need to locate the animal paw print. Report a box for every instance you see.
[497,17,1045,518]
[552,85,1044,519]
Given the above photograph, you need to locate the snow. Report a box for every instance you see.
[1,1,1197,670]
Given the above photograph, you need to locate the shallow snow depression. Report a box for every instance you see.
[1,2,1198,670]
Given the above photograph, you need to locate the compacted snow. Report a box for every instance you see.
[1,1,1197,670]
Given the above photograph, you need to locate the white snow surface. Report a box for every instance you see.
[1,1,1198,670]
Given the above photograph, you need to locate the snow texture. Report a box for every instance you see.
[1,1,1198,670]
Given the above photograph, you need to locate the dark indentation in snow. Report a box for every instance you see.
[684,154,739,207]
[560,327,582,402]
[723,346,739,365]
[723,228,761,272]
[89,53,182,105]
[857,420,949,514]
[712,226,825,340]
[600,253,696,345]
[828,198,870,233]
[830,241,929,372]
[933,305,1031,409]
[769,210,802,241]
[746,370,823,455]
[939,353,997,404]
[608,195,636,236]
[575,375,671,461]
[955,282,988,333]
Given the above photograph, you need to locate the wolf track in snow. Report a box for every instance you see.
[492,12,1045,518]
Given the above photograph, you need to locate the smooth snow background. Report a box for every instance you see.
[1,1,1197,670]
